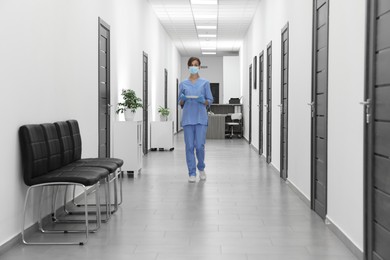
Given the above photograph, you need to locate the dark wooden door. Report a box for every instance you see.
[266,42,272,164]
[176,78,179,133]
[365,0,390,259]
[143,52,149,155]
[210,83,219,104]
[310,0,329,219]
[249,64,252,144]
[98,18,110,158]
[259,51,264,155]
[164,68,168,108]
[280,23,289,180]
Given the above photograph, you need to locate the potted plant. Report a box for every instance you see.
[116,89,143,121]
[158,106,170,121]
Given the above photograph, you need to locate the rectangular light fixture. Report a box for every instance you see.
[194,14,217,19]
[202,52,216,55]
[200,43,216,48]
[191,0,218,5]
[201,47,216,50]
[197,25,217,30]
[198,34,216,38]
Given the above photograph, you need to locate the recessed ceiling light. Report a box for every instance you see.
[194,14,217,20]
[198,34,216,38]
[202,52,217,55]
[191,0,218,5]
[201,47,216,50]
[200,41,216,47]
[197,25,217,30]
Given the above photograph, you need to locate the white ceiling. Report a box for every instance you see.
[147,0,261,57]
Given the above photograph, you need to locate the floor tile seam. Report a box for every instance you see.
[302,244,356,257]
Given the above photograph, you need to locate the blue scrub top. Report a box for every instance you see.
[178,78,214,127]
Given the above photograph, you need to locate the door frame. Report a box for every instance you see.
[142,51,149,155]
[280,23,289,180]
[259,51,264,155]
[249,64,253,144]
[98,17,110,158]
[176,78,179,133]
[164,68,168,108]
[364,0,376,258]
[266,41,273,164]
[310,0,329,219]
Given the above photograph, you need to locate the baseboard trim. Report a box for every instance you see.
[0,221,38,256]
[285,180,310,207]
[326,217,364,260]
[0,189,92,256]
[249,143,259,153]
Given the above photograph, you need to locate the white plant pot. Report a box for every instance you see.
[160,115,168,121]
[124,110,135,121]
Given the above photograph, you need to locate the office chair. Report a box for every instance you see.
[226,113,242,138]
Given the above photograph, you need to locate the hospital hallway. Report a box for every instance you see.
[1,133,357,260]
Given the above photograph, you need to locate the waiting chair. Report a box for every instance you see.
[226,113,242,138]
[19,124,107,245]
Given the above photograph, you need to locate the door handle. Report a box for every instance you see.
[307,102,314,118]
[360,99,371,123]
[278,104,283,114]
[359,99,370,106]
[264,104,268,108]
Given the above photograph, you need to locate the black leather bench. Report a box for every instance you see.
[19,120,123,245]
[58,120,124,214]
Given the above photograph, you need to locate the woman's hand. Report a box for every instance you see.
[179,94,187,101]
[196,96,206,104]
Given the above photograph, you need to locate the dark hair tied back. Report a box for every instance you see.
[187,57,201,67]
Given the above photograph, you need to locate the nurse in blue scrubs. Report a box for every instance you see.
[178,57,214,183]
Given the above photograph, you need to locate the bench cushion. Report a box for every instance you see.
[54,121,74,166]
[19,125,49,185]
[67,120,124,168]
[30,166,107,186]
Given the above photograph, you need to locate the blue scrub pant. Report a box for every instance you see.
[183,124,208,177]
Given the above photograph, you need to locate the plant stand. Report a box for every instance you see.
[150,121,174,151]
[113,121,142,178]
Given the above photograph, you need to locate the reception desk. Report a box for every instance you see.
[206,104,243,139]
[207,114,226,139]
[210,104,242,114]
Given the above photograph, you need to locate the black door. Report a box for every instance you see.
[249,64,252,144]
[365,1,390,259]
[259,51,264,155]
[310,0,329,219]
[164,68,168,108]
[176,78,179,133]
[210,83,219,104]
[98,18,110,158]
[266,42,272,164]
[280,23,289,180]
[143,52,149,155]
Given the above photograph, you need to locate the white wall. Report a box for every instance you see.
[112,0,181,132]
[327,0,366,251]
[241,0,365,252]
[0,0,180,246]
[223,56,241,104]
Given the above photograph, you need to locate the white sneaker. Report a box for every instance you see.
[188,175,196,183]
[199,170,206,181]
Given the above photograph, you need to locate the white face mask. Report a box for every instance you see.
[189,66,199,74]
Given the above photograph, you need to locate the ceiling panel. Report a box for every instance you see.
[147,0,261,56]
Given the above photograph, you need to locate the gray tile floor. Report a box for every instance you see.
[1,133,358,260]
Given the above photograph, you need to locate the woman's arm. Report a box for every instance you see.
[178,83,185,107]
[204,81,214,106]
